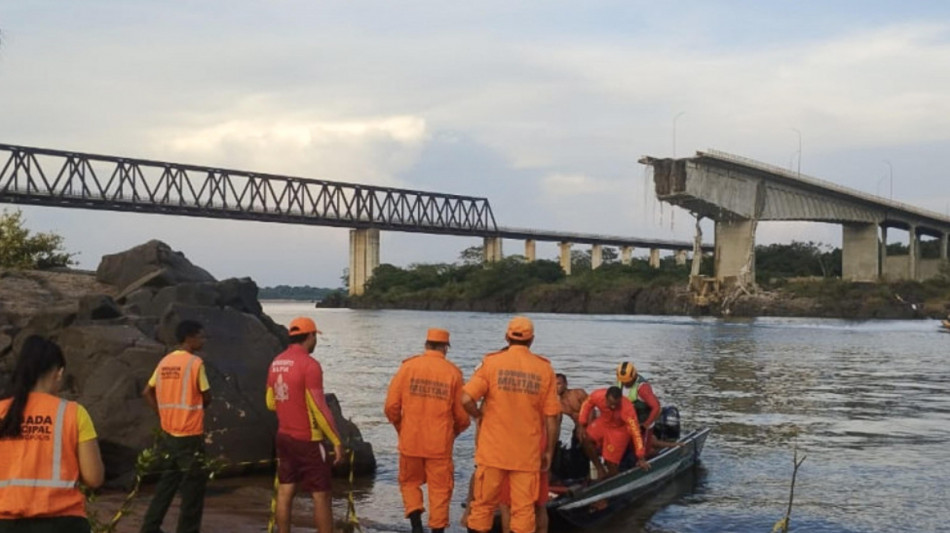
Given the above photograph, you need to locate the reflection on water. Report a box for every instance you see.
[261,304,950,533]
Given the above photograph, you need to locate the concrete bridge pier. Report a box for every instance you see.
[591,244,603,269]
[348,228,380,296]
[524,239,536,262]
[909,225,919,281]
[941,233,948,261]
[674,250,688,266]
[483,236,503,263]
[879,226,888,279]
[621,246,633,265]
[648,249,661,269]
[842,223,880,281]
[559,242,572,275]
[714,219,756,283]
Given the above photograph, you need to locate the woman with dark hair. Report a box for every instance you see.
[0,336,105,533]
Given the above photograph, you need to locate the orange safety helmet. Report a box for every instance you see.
[616,361,637,384]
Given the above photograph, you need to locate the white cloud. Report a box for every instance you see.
[150,114,429,187]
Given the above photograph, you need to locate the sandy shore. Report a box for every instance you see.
[87,474,380,533]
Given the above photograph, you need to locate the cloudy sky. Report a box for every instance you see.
[2,1,949,287]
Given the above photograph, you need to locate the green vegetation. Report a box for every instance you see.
[755,241,841,286]
[258,285,340,301]
[351,246,694,312]
[344,241,950,318]
[0,209,74,269]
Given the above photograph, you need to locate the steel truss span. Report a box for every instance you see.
[0,144,498,236]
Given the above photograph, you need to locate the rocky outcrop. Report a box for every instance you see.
[0,241,375,486]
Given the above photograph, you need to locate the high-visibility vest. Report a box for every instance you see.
[0,392,85,519]
[617,375,651,424]
[155,350,205,436]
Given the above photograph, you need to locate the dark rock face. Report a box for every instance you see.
[1,241,375,484]
[96,240,215,291]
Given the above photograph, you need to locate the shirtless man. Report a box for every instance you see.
[556,374,587,440]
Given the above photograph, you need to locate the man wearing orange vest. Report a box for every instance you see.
[141,320,212,533]
[266,317,343,533]
[461,316,560,533]
[384,328,471,533]
[578,386,650,479]
[1,335,105,532]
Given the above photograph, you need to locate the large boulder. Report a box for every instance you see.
[0,242,376,485]
[96,240,215,291]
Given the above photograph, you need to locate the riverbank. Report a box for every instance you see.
[344,276,950,319]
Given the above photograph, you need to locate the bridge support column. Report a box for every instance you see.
[524,239,536,262]
[483,236,503,263]
[674,250,688,266]
[649,249,660,269]
[591,244,603,270]
[842,223,880,282]
[879,226,888,279]
[348,228,380,296]
[941,232,948,261]
[909,225,919,281]
[621,246,633,265]
[559,242,572,275]
[714,219,756,284]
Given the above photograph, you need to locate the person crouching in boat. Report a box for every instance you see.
[578,386,650,479]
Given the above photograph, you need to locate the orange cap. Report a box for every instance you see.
[506,316,534,341]
[426,328,451,345]
[288,317,321,336]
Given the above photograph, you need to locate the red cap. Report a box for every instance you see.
[288,317,321,336]
[506,316,534,341]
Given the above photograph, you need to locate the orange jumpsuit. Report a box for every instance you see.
[579,388,646,465]
[384,350,470,529]
[463,346,560,533]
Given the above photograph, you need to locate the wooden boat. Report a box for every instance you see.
[546,427,711,529]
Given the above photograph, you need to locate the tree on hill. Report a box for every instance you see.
[0,209,75,269]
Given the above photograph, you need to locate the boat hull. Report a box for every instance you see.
[548,427,711,529]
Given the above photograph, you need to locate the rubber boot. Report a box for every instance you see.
[408,510,424,533]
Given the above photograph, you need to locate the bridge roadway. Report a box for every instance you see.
[0,143,708,294]
[641,150,950,285]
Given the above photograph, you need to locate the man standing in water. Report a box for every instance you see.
[461,316,560,533]
[384,328,470,533]
[266,317,343,533]
[141,320,212,533]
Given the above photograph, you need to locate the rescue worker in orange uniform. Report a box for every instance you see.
[0,336,105,532]
[266,317,343,533]
[384,328,470,533]
[461,316,560,533]
[498,424,553,533]
[578,386,650,479]
[616,361,661,452]
[141,320,212,533]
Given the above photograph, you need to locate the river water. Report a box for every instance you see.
[249,303,950,533]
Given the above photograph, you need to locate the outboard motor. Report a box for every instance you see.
[654,406,681,441]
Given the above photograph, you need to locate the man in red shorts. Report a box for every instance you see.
[266,317,344,533]
[578,386,650,479]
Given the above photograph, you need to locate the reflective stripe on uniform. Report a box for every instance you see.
[157,354,203,411]
[0,399,76,490]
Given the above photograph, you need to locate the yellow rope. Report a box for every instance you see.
[267,464,279,533]
[344,449,363,532]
